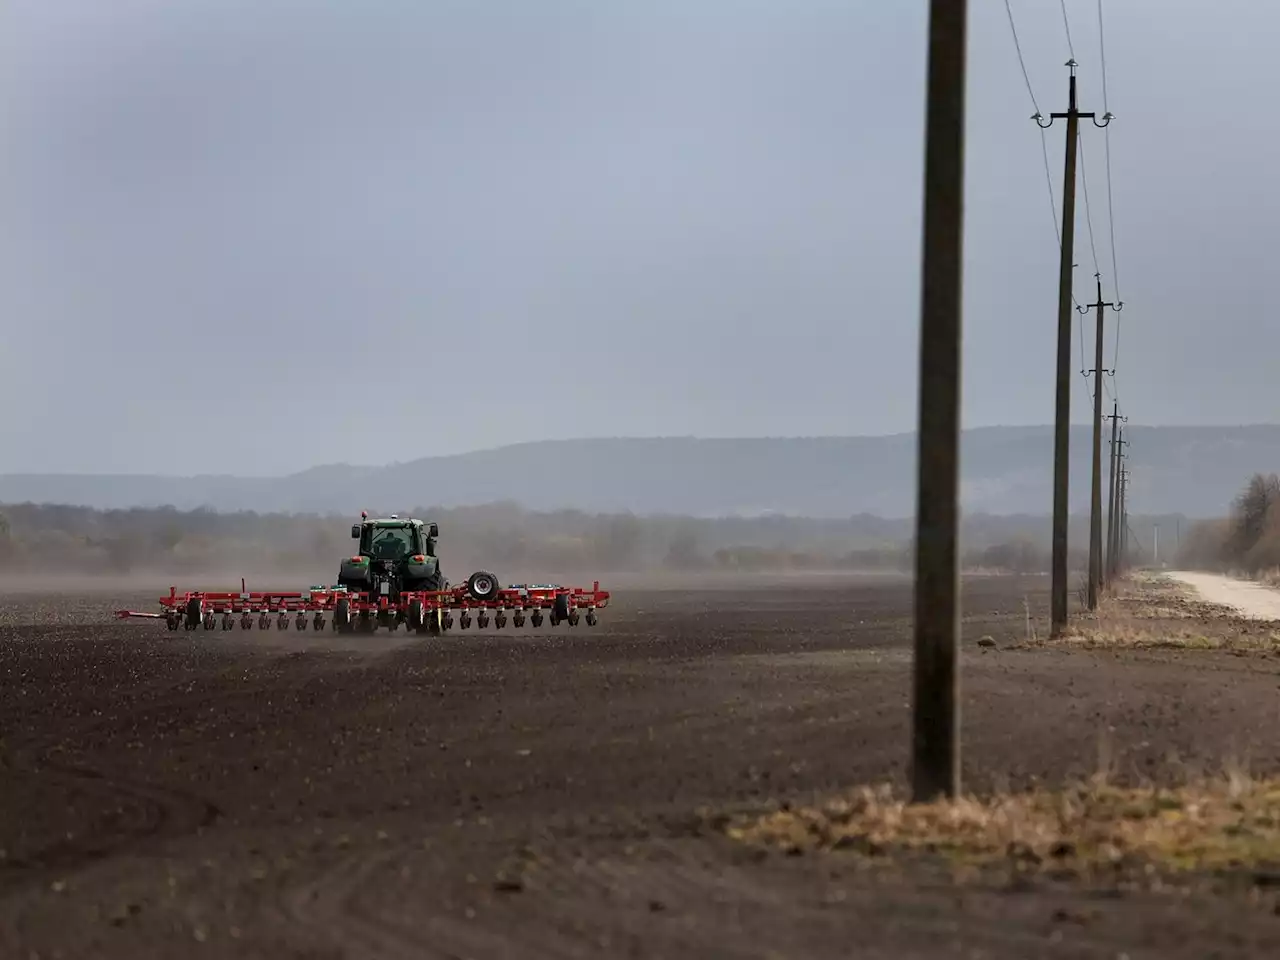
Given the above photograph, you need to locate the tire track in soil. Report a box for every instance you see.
[261,828,1093,960]
[274,843,558,960]
[0,652,361,891]
[259,798,1280,960]
[0,764,221,890]
[413,837,1254,960]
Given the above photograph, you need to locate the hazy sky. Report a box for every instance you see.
[0,1,1269,475]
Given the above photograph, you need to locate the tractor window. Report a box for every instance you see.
[368,526,416,560]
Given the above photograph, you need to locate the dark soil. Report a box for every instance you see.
[2,575,1279,958]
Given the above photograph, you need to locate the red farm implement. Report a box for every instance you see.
[116,580,609,634]
[114,512,610,635]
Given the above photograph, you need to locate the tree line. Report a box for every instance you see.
[0,500,1103,578]
[1176,473,1280,574]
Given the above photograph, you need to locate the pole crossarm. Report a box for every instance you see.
[1034,61,1115,129]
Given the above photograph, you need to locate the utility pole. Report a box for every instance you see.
[1110,432,1129,580]
[1082,276,1119,609]
[911,0,967,803]
[1037,62,1113,635]
[1104,405,1126,588]
[1153,523,1159,566]
[1118,467,1130,573]
[1114,466,1124,574]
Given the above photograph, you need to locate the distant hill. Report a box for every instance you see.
[1,425,1276,518]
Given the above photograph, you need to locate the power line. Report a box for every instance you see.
[1003,0,1085,308]
[1002,0,1072,301]
[1077,134,1115,405]
[1077,133,1102,277]
[1059,0,1078,60]
[1078,303,1087,372]
[1057,0,1097,309]
[1096,0,1112,113]
[1002,0,1041,116]
[1003,5,1112,407]
[1065,0,1126,409]
[1096,0,1124,366]
[1038,130,1064,250]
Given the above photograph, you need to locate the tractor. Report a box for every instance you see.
[115,512,609,635]
[334,512,501,634]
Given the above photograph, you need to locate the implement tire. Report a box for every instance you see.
[467,570,500,602]
[335,597,353,634]
[408,598,426,633]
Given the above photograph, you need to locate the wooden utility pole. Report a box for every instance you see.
[1082,277,1118,609]
[1037,61,1113,635]
[1104,405,1126,586]
[1118,466,1130,573]
[911,0,967,804]
[1111,432,1129,578]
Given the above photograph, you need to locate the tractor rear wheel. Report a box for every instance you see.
[404,570,445,593]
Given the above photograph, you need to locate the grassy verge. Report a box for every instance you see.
[1028,573,1280,652]
[721,771,1280,887]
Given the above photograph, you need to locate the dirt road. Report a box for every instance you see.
[3,577,1280,958]
[1164,569,1280,620]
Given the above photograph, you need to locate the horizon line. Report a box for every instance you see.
[3,421,1278,480]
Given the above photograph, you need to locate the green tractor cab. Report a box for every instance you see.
[334,513,502,633]
[339,514,445,596]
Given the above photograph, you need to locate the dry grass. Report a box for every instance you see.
[722,770,1280,886]
[1034,573,1280,653]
